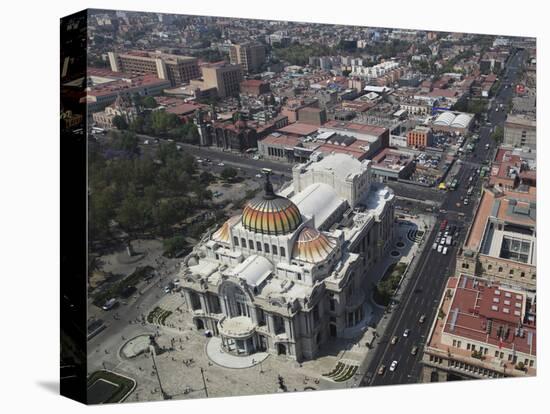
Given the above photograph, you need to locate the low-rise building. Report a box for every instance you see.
[370,148,415,182]
[456,187,536,291]
[92,93,138,128]
[422,274,536,382]
[85,69,171,112]
[297,107,327,126]
[407,126,433,148]
[240,79,271,96]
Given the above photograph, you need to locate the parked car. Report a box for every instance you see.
[419,314,426,324]
[411,346,419,356]
[391,336,398,345]
[102,298,118,311]
[442,247,448,255]
[437,245,443,253]
[432,242,438,250]
[378,365,386,375]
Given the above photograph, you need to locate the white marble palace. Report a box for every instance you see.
[179,153,395,361]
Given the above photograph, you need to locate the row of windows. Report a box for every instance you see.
[448,360,502,377]
[486,264,534,279]
[233,236,286,257]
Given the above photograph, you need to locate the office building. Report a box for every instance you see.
[229,42,266,73]
[200,62,244,98]
[108,51,200,86]
[504,115,537,150]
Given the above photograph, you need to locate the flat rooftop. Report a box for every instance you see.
[442,275,536,357]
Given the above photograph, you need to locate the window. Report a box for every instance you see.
[495,350,499,357]
[264,243,270,253]
[509,269,514,275]
[467,343,471,350]
[272,245,278,255]
[249,240,254,250]
[233,237,239,246]
[488,264,493,270]
[520,272,525,278]
[241,238,246,247]
[313,305,319,322]
[297,273,302,281]
[256,241,262,251]
[280,247,286,257]
[498,267,503,273]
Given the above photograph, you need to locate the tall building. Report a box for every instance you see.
[200,62,243,98]
[108,51,200,86]
[229,42,266,73]
[179,154,395,361]
[503,115,537,150]
[422,274,536,382]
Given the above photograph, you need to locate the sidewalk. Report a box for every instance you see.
[354,215,437,385]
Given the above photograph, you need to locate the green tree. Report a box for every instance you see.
[142,96,157,109]
[112,115,128,130]
[132,93,143,109]
[163,235,187,257]
[492,126,504,143]
[89,187,116,240]
[117,193,142,230]
[111,130,139,153]
[221,167,238,182]
[154,201,178,234]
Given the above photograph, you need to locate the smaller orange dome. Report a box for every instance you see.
[292,226,336,263]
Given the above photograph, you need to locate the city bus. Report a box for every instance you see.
[450,179,458,191]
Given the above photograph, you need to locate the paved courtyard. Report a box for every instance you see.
[87,215,436,402]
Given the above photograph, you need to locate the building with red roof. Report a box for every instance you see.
[422,274,536,382]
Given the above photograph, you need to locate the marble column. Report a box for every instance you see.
[267,314,275,334]
[184,290,193,311]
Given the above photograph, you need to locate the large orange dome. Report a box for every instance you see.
[242,196,302,235]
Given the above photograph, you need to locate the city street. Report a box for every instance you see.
[360,48,525,387]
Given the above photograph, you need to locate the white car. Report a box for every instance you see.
[389,360,399,372]
[217,162,225,167]
[255,174,263,178]
[437,245,443,253]
[403,329,411,337]
[442,247,448,255]
[432,242,438,250]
